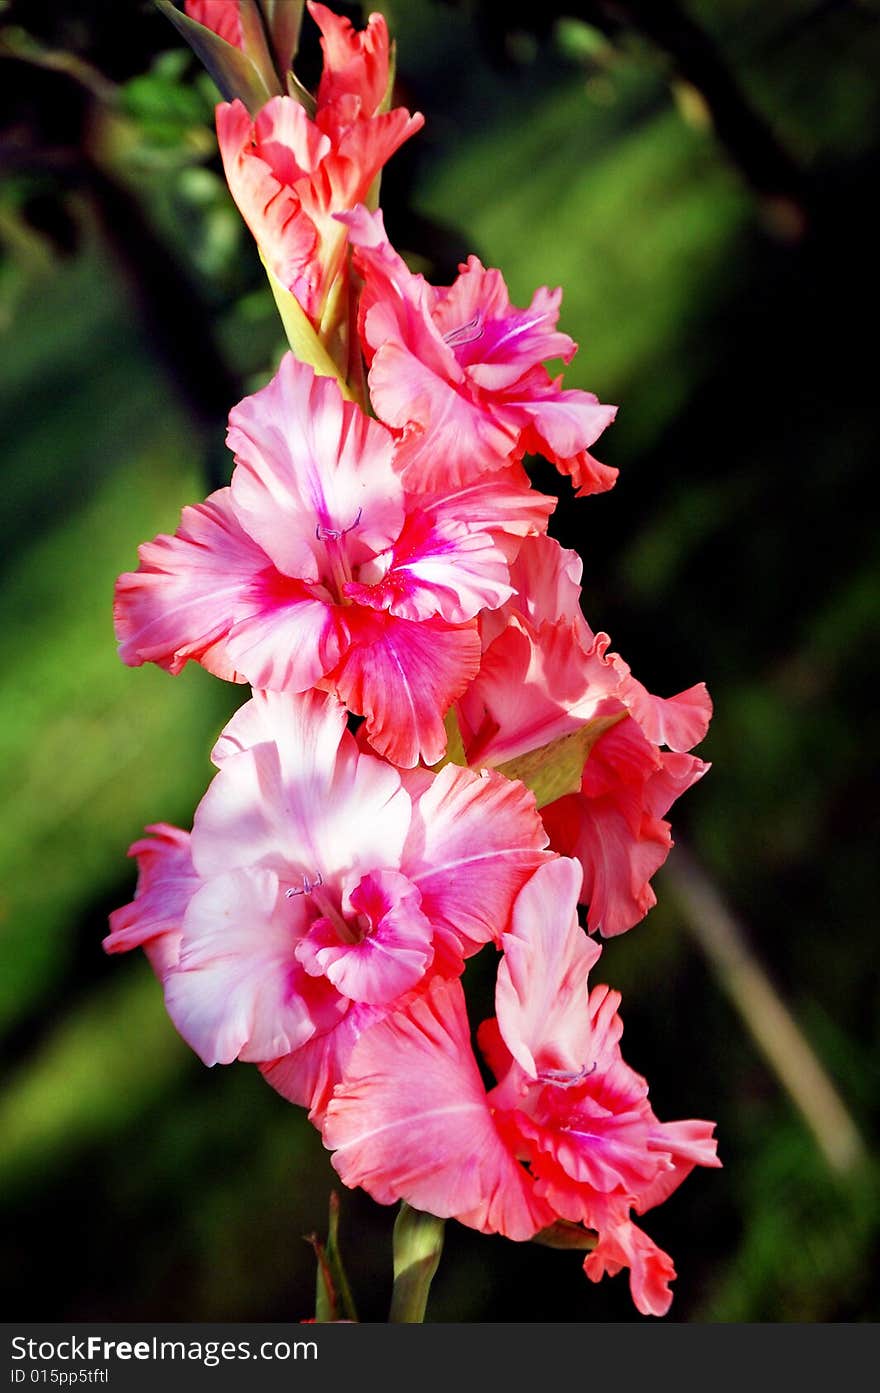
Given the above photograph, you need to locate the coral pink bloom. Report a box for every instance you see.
[341,205,618,493]
[115,355,528,767]
[309,2,390,119]
[456,535,712,935]
[325,859,719,1317]
[216,7,422,322]
[105,690,551,1120]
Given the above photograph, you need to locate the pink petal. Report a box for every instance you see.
[210,683,344,765]
[504,534,584,628]
[113,487,268,682]
[543,790,668,938]
[165,867,328,1065]
[225,577,348,692]
[459,618,614,767]
[609,656,714,753]
[495,858,600,1080]
[370,341,519,488]
[515,1116,656,1217]
[401,762,551,954]
[253,95,330,183]
[261,998,383,1124]
[317,109,424,207]
[430,256,512,345]
[228,354,403,584]
[191,689,411,887]
[295,869,434,1005]
[542,719,709,937]
[104,823,196,979]
[216,100,321,296]
[414,464,556,563]
[433,261,574,391]
[584,1208,678,1318]
[509,370,615,456]
[185,1,243,49]
[345,508,512,625]
[323,978,551,1239]
[329,610,481,767]
[343,205,453,377]
[638,1118,721,1214]
[309,3,390,116]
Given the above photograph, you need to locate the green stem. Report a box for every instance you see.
[389,1203,445,1323]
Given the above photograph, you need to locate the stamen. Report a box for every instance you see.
[285,871,325,898]
[315,506,362,543]
[538,1061,597,1089]
[443,312,483,348]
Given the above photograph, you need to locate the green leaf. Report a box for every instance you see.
[495,712,626,809]
[260,0,306,80]
[306,1191,358,1323]
[153,0,280,112]
[285,67,317,117]
[429,707,467,772]
[389,1203,445,1323]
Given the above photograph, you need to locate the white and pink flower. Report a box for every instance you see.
[115,355,551,767]
[105,689,552,1120]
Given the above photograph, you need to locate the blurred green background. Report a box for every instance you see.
[1,0,878,1322]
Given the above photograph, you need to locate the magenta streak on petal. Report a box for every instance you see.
[479,311,556,361]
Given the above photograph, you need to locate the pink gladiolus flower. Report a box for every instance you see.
[456,535,712,935]
[341,205,618,493]
[324,859,720,1316]
[216,6,423,323]
[105,689,552,1120]
[114,355,539,767]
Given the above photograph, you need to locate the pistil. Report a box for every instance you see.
[311,886,358,945]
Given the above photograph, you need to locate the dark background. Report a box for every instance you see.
[1,0,878,1321]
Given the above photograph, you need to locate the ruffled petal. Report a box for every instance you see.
[542,719,709,937]
[495,858,599,1080]
[346,508,512,625]
[511,371,618,495]
[192,689,411,886]
[459,618,615,768]
[103,823,196,979]
[323,978,551,1239]
[413,464,555,563]
[329,610,481,767]
[216,99,321,295]
[228,354,403,584]
[584,1208,678,1318]
[113,488,269,682]
[401,761,551,954]
[225,579,347,692]
[164,867,325,1065]
[310,2,390,115]
[369,341,519,488]
[296,869,434,1006]
[261,998,382,1124]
